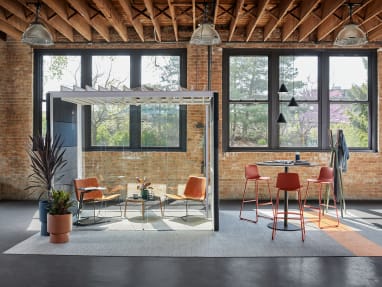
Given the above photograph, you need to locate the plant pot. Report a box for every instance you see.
[38,200,50,236]
[47,213,72,243]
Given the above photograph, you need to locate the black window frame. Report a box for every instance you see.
[34,49,188,152]
[222,48,377,152]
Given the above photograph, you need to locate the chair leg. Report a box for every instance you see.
[297,190,305,241]
[239,180,249,220]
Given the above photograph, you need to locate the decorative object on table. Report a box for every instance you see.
[47,189,74,243]
[26,133,67,236]
[136,177,152,200]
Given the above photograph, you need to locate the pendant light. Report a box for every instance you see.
[22,1,53,46]
[190,2,221,46]
[288,96,298,107]
[277,113,287,124]
[334,2,367,47]
[288,55,298,107]
[278,56,288,94]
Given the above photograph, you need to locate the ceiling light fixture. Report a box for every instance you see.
[190,2,221,46]
[334,2,367,47]
[277,113,287,124]
[22,1,53,46]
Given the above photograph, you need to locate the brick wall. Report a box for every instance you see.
[0,40,381,200]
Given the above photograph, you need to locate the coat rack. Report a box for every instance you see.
[329,129,347,217]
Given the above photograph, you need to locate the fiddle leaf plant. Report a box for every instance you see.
[48,189,74,215]
[26,133,67,200]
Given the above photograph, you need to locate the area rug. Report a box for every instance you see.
[5,209,368,257]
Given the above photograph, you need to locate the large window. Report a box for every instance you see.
[34,49,187,151]
[223,49,377,151]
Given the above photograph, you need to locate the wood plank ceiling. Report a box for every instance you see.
[0,0,381,45]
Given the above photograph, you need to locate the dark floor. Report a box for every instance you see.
[0,200,381,287]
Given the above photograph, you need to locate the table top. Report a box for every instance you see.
[79,186,107,191]
[126,195,162,202]
[256,160,317,167]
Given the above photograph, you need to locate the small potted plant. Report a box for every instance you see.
[136,176,152,199]
[26,133,67,236]
[47,189,74,243]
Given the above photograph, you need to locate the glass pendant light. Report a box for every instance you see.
[190,2,221,46]
[334,3,367,47]
[22,1,53,46]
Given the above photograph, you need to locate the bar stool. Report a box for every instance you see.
[240,164,273,223]
[303,166,340,228]
[272,172,305,241]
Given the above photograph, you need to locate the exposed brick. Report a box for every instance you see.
[0,40,381,201]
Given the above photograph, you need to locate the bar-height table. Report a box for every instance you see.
[257,160,317,231]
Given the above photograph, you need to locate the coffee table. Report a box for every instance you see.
[124,195,164,218]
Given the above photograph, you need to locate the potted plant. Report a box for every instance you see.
[26,133,67,236]
[136,176,152,199]
[47,189,74,243]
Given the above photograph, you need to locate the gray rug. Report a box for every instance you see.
[4,210,354,257]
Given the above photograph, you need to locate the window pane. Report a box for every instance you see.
[43,55,81,134]
[91,56,130,147]
[330,103,369,148]
[279,56,318,101]
[92,56,130,89]
[91,104,130,146]
[141,104,179,147]
[141,56,180,91]
[329,56,368,101]
[229,56,268,100]
[279,103,318,147]
[229,104,268,147]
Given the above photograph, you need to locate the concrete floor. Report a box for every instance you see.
[0,200,381,287]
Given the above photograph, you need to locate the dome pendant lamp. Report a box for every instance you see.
[22,1,53,46]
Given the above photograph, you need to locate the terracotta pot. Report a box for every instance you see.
[47,213,72,243]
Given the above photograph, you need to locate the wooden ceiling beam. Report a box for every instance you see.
[362,0,382,25]
[0,7,28,32]
[192,0,196,31]
[368,24,382,41]
[67,0,110,42]
[213,0,220,25]
[66,0,90,22]
[363,17,382,33]
[0,18,23,40]
[299,0,346,42]
[246,0,270,42]
[228,0,244,42]
[92,0,128,42]
[0,0,28,21]
[263,0,294,41]
[143,0,161,42]
[42,0,92,41]
[282,0,320,41]
[118,0,144,42]
[167,0,178,42]
[316,0,373,41]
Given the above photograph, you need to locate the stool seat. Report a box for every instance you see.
[303,166,340,229]
[272,172,305,241]
[240,164,273,223]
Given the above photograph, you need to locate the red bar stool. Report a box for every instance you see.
[240,164,273,223]
[303,166,340,228]
[272,172,305,241]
